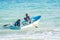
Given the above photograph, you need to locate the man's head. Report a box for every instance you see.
[26,13,28,16]
[18,19,20,21]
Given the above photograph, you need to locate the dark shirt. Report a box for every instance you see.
[14,21,20,26]
[26,16,30,20]
[26,16,31,23]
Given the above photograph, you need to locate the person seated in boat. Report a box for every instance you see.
[25,13,31,24]
[14,19,20,27]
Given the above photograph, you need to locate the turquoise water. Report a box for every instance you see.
[0,0,60,40]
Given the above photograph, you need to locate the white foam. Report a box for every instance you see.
[0,28,60,40]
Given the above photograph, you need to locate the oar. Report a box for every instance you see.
[32,24,38,28]
[3,24,10,27]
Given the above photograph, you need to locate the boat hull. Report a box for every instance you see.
[2,16,41,30]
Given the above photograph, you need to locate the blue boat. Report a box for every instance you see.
[3,15,41,30]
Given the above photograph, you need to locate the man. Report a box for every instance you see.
[25,13,31,23]
[14,19,20,26]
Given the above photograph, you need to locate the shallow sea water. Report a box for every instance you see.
[0,0,60,40]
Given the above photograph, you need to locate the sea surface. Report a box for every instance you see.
[0,0,60,40]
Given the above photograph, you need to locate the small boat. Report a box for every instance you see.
[2,15,41,30]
